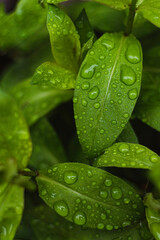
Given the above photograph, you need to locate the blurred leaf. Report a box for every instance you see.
[0,0,48,53]
[32,62,76,89]
[10,78,73,126]
[0,183,24,240]
[0,89,32,169]
[47,4,81,73]
[37,163,144,229]
[83,0,131,10]
[94,142,160,169]
[30,118,67,170]
[117,122,139,143]
[81,34,95,61]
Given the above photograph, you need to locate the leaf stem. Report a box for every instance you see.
[124,0,137,35]
[18,169,39,178]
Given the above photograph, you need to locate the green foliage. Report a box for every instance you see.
[0,0,160,239]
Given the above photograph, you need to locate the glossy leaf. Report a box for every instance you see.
[75,9,94,46]
[29,118,67,170]
[10,78,73,126]
[137,0,160,28]
[117,122,139,143]
[31,204,152,240]
[32,62,76,89]
[94,142,160,169]
[145,193,160,240]
[0,0,48,53]
[47,4,81,73]
[83,0,131,10]
[37,163,144,230]
[74,32,142,159]
[0,183,24,240]
[0,89,32,169]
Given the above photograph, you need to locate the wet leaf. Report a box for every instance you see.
[37,163,144,230]
[10,78,73,126]
[29,118,67,170]
[47,4,81,73]
[94,142,160,169]
[137,0,160,28]
[0,184,24,240]
[74,32,142,159]
[32,62,76,89]
[82,0,131,10]
[0,89,32,169]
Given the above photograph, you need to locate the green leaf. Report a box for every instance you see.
[74,32,142,159]
[94,142,160,169]
[117,122,139,143]
[0,0,48,53]
[82,0,131,10]
[31,204,153,240]
[75,9,94,46]
[137,0,160,28]
[47,0,68,4]
[36,163,144,230]
[29,118,67,170]
[150,164,160,193]
[32,62,76,89]
[145,193,160,240]
[10,78,73,126]
[0,183,24,240]
[0,89,32,169]
[47,4,81,73]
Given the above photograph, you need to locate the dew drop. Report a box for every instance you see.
[100,190,108,199]
[101,39,115,50]
[88,86,99,100]
[128,88,138,100]
[101,213,106,220]
[122,221,131,227]
[121,65,136,86]
[81,82,90,90]
[73,212,86,225]
[118,143,130,153]
[94,102,100,109]
[124,198,130,204]
[105,179,112,187]
[54,201,69,217]
[41,189,47,196]
[97,223,104,229]
[81,63,97,79]
[111,187,122,200]
[63,171,78,184]
[81,99,88,107]
[87,170,93,177]
[123,113,129,118]
[106,224,113,230]
[150,155,158,163]
[73,97,78,104]
[125,44,141,64]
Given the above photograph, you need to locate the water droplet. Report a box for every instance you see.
[54,201,69,217]
[101,39,115,50]
[81,99,88,106]
[81,82,90,90]
[125,44,141,64]
[121,65,136,85]
[100,190,108,199]
[124,198,130,204]
[73,212,86,225]
[118,143,130,153]
[76,199,81,204]
[94,102,100,109]
[81,63,97,79]
[63,171,78,184]
[87,170,93,177]
[100,129,104,134]
[73,97,78,104]
[87,205,92,210]
[128,88,138,100]
[122,221,131,227]
[101,213,106,220]
[99,55,105,60]
[123,113,129,118]
[106,224,113,230]
[111,187,122,200]
[105,179,112,187]
[97,223,104,229]
[150,155,158,163]
[88,86,99,100]
[41,189,47,196]
[111,120,117,125]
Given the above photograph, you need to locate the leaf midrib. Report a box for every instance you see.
[38,174,139,213]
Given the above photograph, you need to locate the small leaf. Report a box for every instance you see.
[74,32,142,159]
[0,183,24,240]
[117,122,139,143]
[29,118,67,170]
[81,35,95,61]
[32,62,76,89]
[11,78,73,126]
[137,0,160,28]
[82,0,131,10]
[75,9,94,46]
[37,163,144,230]
[94,142,160,169]
[31,204,152,240]
[0,89,32,169]
[47,4,81,73]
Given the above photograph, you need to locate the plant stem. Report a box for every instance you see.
[125,0,137,36]
[18,169,39,178]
